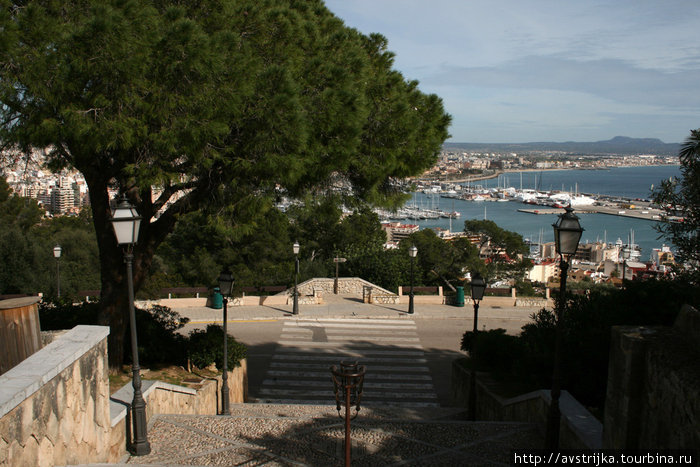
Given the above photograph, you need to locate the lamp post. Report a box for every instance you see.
[218,268,234,415]
[408,245,417,314]
[293,242,300,315]
[546,207,583,450]
[110,195,150,456]
[468,272,486,420]
[53,245,62,298]
[621,247,630,283]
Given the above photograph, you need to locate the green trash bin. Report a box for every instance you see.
[455,286,465,307]
[211,287,223,309]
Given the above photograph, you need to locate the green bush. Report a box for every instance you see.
[187,324,247,371]
[131,305,190,366]
[39,300,191,367]
[461,328,524,373]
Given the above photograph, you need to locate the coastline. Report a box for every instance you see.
[420,163,679,184]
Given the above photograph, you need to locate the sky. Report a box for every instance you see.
[323,0,700,144]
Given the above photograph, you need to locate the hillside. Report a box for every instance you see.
[444,136,680,156]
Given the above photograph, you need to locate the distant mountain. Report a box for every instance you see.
[444,136,680,156]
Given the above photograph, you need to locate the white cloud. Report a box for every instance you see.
[324,0,700,142]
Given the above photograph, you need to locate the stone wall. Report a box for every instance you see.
[603,305,700,449]
[110,359,248,460]
[0,325,112,466]
[297,277,396,298]
[451,359,602,449]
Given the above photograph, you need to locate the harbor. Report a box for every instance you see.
[379,166,682,260]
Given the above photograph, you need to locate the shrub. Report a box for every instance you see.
[39,300,191,367]
[187,324,247,371]
[461,328,524,373]
[131,305,190,366]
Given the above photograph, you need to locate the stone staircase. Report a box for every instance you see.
[124,403,543,465]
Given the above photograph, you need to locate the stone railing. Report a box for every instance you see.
[451,359,602,449]
[0,325,112,466]
[0,324,248,466]
[604,305,700,449]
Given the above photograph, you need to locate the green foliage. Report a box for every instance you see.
[460,329,525,373]
[187,325,247,370]
[405,229,479,287]
[652,128,700,282]
[0,180,100,298]
[463,219,530,282]
[39,301,192,367]
[1,0,449,368]
[461,277,700,409]
[131,305,190,365]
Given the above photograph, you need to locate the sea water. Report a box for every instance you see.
[410,165,682,260]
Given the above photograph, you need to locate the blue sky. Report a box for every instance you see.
[324,0,700,143]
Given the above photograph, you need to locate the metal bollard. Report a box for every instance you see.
[331,361,366,467]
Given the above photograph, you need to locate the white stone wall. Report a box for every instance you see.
[0,326,111,466]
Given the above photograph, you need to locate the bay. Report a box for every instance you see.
[409,165,682,261]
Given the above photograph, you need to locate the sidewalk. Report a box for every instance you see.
[174,294,542,326]
[123,404,542,466]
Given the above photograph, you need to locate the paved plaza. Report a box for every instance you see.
[100,295,545,466]
[123,404,542,466]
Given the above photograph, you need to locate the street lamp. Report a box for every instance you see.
[110,195,150,456]
[293,241,300,315]
[408,245,417,314]
[546,207,583,450]
[53,245,62,298]
[621,247,630,283]
[218,268,234,415]
[468,271,486,420]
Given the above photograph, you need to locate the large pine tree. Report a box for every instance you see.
[0,0,451,368]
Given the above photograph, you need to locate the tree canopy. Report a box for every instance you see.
[653,128,700,282]
[0,0,450,367]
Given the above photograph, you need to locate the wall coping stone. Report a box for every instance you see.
[109,380,198,428]
[0,324,109,419]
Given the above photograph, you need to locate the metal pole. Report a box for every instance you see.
[546,257,568,450]
[293,255,299,315]
[56,258,61,298]
[408,256,415,314]
[344,384,351,467]
[125,250,150,456]
[622,259,626,283]
[469,301,480,420]
[221,297,230,415]
[335,261,339,295]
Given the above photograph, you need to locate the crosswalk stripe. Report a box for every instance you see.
[256,318,439,408]
[279,336,421,343]
[254,399,440,408]
[269,362,430,372]
[282,329,418,336]
[266,370,433,380]
[272,354,428,363]
[275,348,424,356]
[263,379,435,390]
[259,388,438,399]
[287,318,415,325]
[284,322,416,330]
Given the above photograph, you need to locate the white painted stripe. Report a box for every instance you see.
[259,388,438,399]
[265,371,433,381]
[287,318,415,325]
[282,329,418,336]
[271,355,427,363]
[284,323,417,330]
[269,363,430,372]
[253,399,440,408]
[263,380,435,390]
[276,342,422,349]
[279,336,421,343]
[275,348,424,356]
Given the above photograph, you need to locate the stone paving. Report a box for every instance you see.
[124,404,542,466]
